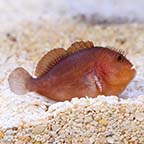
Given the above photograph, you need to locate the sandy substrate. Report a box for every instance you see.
[0,17,144,143]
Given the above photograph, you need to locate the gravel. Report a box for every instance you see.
[0,17,143,143]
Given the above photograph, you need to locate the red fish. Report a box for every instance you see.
[8,41,136,101]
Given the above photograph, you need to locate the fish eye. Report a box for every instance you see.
[117,54,124,62]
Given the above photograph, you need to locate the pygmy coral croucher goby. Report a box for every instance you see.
[8,41,136,101]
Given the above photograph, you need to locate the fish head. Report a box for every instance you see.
[97,48,136,92]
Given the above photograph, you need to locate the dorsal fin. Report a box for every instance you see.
[35,48,67,77]
[67,40,94,54]
[35,41,94,77]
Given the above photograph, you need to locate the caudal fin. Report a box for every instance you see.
[8,67,32,95]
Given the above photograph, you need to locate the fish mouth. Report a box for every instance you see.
[130,64,136,80]
[131,64,136,70]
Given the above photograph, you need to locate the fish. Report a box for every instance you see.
[8,41,136,101]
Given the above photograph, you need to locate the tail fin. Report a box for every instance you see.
[8,67,32,95]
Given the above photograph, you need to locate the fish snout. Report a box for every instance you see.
[130,64,136,78]
[131,64,136,70]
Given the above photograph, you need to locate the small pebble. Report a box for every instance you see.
[106,137,115,143]
[0,131,4,138]
[135,113,144,121]
[32,125,46,135]
[99,119,108,126]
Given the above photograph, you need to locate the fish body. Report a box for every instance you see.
[8,41,136,101]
